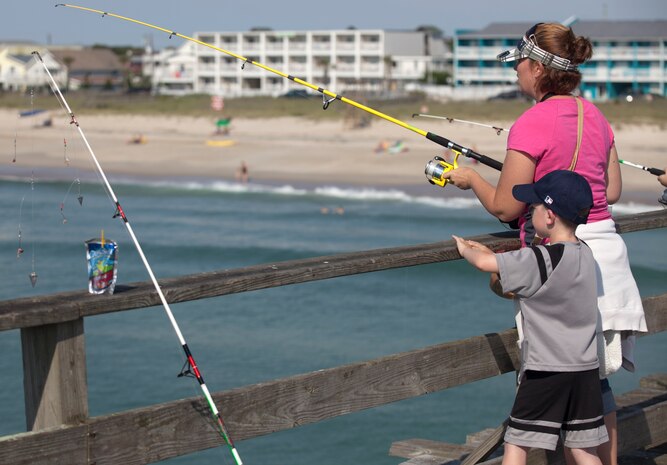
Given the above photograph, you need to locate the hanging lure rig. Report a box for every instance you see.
[11,71,84,287]
[16,173,39,287]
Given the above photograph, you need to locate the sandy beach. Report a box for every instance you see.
[1,108,665,203]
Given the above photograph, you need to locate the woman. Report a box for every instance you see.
[443,23,647,465]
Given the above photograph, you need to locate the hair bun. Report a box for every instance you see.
[571,35,593,65]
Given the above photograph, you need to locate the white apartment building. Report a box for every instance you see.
[146,29,448,97]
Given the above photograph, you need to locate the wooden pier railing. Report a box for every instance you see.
[0,210,665,465]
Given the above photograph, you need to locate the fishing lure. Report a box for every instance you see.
[59,178,83,223]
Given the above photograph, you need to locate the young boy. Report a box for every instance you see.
[453,170,608,465]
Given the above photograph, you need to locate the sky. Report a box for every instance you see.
[4,0,667,49]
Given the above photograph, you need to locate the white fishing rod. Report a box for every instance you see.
[618,159,665,177]
[32,51,243,465]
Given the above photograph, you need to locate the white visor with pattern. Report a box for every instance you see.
[496,24,579,72]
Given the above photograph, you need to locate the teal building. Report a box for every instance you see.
[454,20,667,100]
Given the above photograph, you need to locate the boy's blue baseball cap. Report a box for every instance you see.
[512,170,593,225]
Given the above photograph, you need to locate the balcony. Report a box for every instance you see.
[360,64,381,73]
[312,42,332,51]
[336,42,356,51]
[197,64,217,73]
[456,68,515,82]
[265,43,284,52]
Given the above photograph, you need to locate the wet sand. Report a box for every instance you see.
[1,109,665,203]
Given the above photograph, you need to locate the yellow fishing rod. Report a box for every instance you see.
[56,3,504,174]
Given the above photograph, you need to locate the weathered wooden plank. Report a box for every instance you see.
[0,230,517,331]
[21,319,88,431]
[394,396,667,465]
[460,420,507,465]
[393,377,667,465]
[618,443,667,465]
[614,209,667,234]
[1,298,665,465]
[617,395,667,452]
[3,300,666,465]
[390,438,475,461]
[0,425,89,465]
[0,327,522,465]
[644,296,667,335]
[400,455,446,465]
[1,209,664,332]
[640,373,667,391]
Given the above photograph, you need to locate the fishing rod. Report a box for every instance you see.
[32,52,244,465]
[619,159,665,177]
[55,3,504,173]
[412,113,509,135]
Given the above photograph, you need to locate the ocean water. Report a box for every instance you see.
[0,176,665,465]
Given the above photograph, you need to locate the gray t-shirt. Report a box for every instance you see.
[497,241,600,373]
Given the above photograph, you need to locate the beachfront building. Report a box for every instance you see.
[145,29,450,97]
[142,41,197,95]
[0,42,66,92]
[49,47,125,91]
[454,20,667,100]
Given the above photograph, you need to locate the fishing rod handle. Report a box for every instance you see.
[426,133,504,171]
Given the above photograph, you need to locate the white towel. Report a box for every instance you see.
[576,219,646,374]
[576,219,647,332]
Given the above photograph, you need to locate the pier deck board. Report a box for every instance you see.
[391,373,667,465]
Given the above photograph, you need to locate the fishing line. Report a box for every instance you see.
[55,3,504,172]
[59,178,83,223]
[29,173,37,287]
[12,131,17,163]
[14,105,40,287]
[64,137,70,165]
[33,51,244,465]
[17,196,25,259]
[412,113,510,135]
[17,173,39,286]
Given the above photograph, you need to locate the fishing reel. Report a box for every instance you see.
[424,151,460,187]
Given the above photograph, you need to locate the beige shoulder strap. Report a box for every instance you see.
[569,97,584,171]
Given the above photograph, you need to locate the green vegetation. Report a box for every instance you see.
[1,91,665,126]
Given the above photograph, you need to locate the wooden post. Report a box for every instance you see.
[21,318,89,431]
